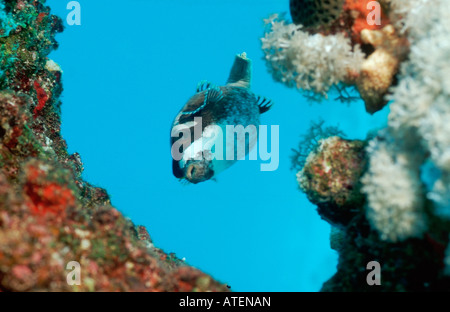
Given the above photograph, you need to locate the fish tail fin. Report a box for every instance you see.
[226,52,252,88]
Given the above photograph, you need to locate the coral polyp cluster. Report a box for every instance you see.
[262,16,365,99]
[272,0,450,291]
[262,0,408,113]
[0,0,228,292]
[361,133,427,242]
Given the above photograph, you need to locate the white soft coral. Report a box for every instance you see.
[389,0,450,213]
[261,15,364,98]
[362,134,427,242]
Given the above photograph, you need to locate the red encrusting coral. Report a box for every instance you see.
[21,161,76,216]
[303,0,391,46]
[26,181,75,216]
[32,80,49,118]
[344,0,390,44]
[37,12,48,23]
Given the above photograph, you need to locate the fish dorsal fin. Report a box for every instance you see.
[256,95,273,114]
[197,80,212,93]
[182,86,224,116]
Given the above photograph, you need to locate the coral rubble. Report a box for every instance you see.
[269,0,450,291]
[0,0,228,292]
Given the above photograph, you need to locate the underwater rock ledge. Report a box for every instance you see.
[0,0,228,291]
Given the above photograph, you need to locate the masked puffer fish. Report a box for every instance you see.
[170,52,273,184]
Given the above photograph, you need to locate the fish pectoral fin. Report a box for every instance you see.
[196,80,212,93]
[256,95,273,114]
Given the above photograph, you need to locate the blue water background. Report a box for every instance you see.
[46,0,389,291]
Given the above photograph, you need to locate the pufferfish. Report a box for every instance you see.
[170,52,273,184]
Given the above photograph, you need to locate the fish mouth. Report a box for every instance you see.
[185,162,214,184]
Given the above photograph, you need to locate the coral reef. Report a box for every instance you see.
[262,0,408,113]
[0,0,228,292]
[275,0,450,291]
